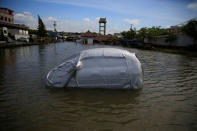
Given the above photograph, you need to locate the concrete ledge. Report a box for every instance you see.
[0,42,44,48]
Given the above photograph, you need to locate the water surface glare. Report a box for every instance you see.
[0,42,197,131]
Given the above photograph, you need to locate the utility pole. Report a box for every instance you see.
[53,21,57,40]
[130,24,133,30]
[53,21,57,32]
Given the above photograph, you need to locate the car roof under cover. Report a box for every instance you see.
[79,48,135,60]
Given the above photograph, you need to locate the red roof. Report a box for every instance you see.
[0,8,14,16]
[94,35,110,41]
[0,8,14,12]
[81,31,97,37]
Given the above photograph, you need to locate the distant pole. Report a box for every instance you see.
[130,24,133,30]
[53,21,57,32]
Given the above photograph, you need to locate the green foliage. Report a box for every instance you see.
[136,27,148,41]
[28,29,38,34]
[165,32,177,45]
[92,32,98,34]
[121,28,136,39]
[109,36,119,42]
[37,15,47,37]
[135,26,168,42]
[122,26,168,42]
[145,26,168,41]
[182,19,197,43]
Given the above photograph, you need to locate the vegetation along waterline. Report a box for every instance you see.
[1,9,197,57]
[1,17,196,57]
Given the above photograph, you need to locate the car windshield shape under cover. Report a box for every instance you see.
[46,48,143,89]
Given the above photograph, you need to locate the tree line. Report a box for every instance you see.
[29,16,197,45]
[121,19,197,45]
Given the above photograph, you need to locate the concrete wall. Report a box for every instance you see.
[8,29,28,35]
[15,34,29,41]
[176,35,195,46]
[81,37,93,44]
[8,28,19,35]
[8,28,29,40]
[87,38,93,44]
[151,34,196,47]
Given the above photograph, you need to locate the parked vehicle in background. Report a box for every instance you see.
[0,27,8,37]
[17,37,29,42]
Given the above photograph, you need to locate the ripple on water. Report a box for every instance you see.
[0,42,197,131]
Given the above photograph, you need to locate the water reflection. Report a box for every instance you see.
[0,42,197,131]
[47,88,141,105]
[0,49,17,65]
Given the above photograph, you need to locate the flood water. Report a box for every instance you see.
[0,42,197,131]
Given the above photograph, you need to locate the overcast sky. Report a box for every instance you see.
[1,0,197,34]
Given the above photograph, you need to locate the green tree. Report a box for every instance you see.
[121,28,136,39]
[29,28,38,34]
[165,32,177,46]
[146,26,168,41]
[135,26,168,42]
[136,27,148,42]
[37,15,47,37]
[182,19,197,45]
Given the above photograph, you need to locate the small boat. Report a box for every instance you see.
[46,48,143,89]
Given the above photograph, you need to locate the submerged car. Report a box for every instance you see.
[46,48,143,89]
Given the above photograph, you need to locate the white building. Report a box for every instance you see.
[0,8,29,42]
[81,31,96,44]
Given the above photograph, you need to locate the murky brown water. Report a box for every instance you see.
[0,42,197,131]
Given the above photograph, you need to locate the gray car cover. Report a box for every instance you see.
[46,56,79,88]
[46,48,143,89]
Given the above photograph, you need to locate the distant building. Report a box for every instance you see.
[167,25,183,34]
[65,32,81,41]
[94,35,111,44]
[114,33,123,38]
[0,8,29,42]
[99,18,107,35]
[79,31,115,45]
[81,30,96,44]
[0,8,14,24]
